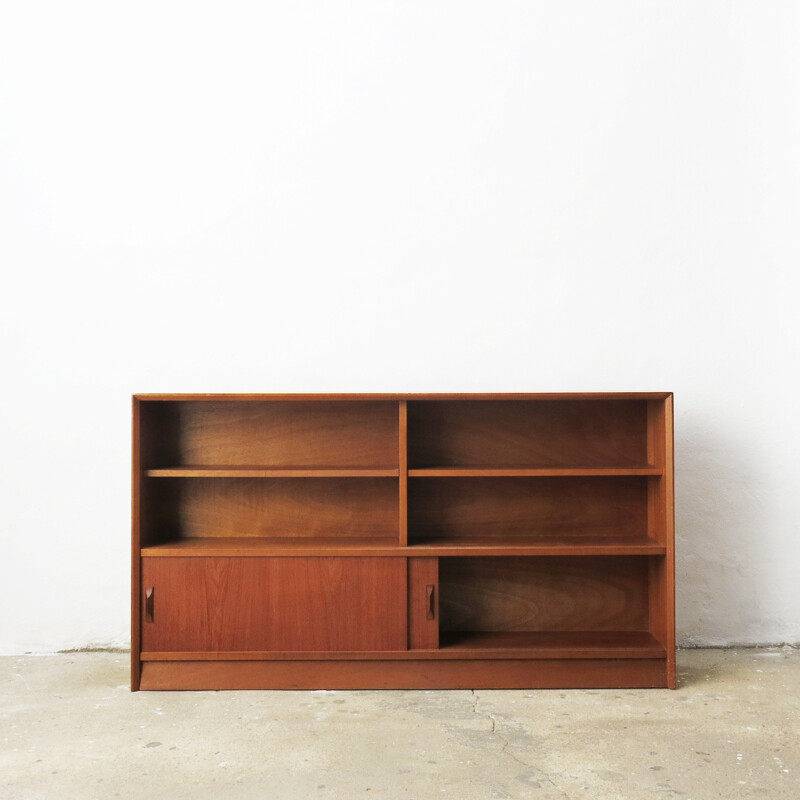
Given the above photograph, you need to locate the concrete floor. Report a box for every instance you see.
[1,649,798,800]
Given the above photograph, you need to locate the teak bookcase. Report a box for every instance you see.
[132,393,675,690]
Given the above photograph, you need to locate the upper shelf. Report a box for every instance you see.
[146,466,400,478]
[408,465,662,477]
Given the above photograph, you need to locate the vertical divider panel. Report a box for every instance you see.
[408,557,439,649]
[399,401,408,547]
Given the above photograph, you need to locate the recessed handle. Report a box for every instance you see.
[145,587,155,623]
[426,584,435,620]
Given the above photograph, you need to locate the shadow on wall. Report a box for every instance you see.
[675,411,776,647]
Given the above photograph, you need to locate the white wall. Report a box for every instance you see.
[1,1,797,653]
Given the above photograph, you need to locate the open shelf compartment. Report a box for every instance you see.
[409,475,657,550]
[140,400,399,470]
[139,476,400,552]
[408,399,651,469]
[436,555,666,659]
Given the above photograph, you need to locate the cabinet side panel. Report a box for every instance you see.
[131,398,141,691]
[408,558,439,649]
[134,400,172,687]
[663,396,676,687]
[647,397,676,688]
[646,399,666,471]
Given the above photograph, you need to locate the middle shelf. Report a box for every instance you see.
[145,465,660,478]
[141,535,666,557]
[139,471,661,554]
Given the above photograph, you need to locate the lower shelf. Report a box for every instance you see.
[140,631,665,662]
[139,658,670,690]
[439,630,665,658]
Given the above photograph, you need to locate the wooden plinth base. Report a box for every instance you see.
[139,659,670,690]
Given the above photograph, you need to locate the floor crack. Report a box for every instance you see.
[470,690,571,799]
[471,688,496,732]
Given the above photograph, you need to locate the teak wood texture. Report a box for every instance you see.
[132,393,675,690]
[141,557,406,652]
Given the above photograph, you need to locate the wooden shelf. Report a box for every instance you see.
[409,535,666,556]
[148,466,660,478]
[409,466,662,477]
[140,632,664,661]
[146,467,399,478]
[141,535,665,557]
[438,630,666,659]
[139,631,665,661]
[141,536,402,557]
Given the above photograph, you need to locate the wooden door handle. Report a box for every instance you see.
[426,584,435,620]
[145,587,155,623]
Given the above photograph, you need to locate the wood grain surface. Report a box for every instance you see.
[141,535,664,557]
[139,658,668,690]
[144,401,398,467]
[141,557,407,652]
[439,556,650,633]
[140,629,665,661]
[409,476,648,541]
[408,400,648,467]
[146,477,398,541]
